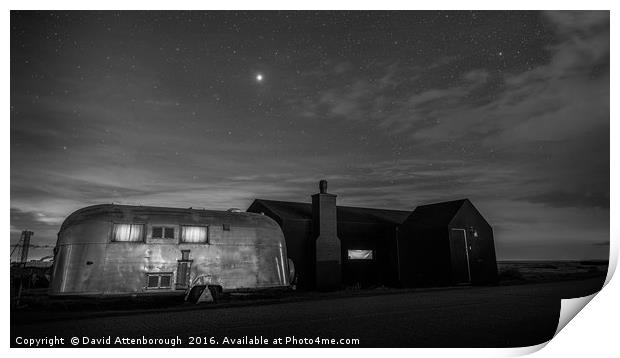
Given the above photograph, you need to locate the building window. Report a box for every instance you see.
[152,226,175,239]
[146,273,173,289]
[347,249,374,260]
[222,224,231,231]
[112,223,144,242]
[180,225,208,243]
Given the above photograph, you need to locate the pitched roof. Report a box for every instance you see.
[403,199,468,227]
[251,199,311,221]
[250,199,410,225]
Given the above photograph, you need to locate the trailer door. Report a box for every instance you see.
[175,250,192,290]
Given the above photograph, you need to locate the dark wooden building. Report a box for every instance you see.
[397,199,498,287]
[247,181,498,290]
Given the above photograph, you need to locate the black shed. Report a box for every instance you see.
[247,198,409,289]
[396,199,498,286]
[247,182,498,290]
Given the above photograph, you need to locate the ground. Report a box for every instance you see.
[11,276,606,348]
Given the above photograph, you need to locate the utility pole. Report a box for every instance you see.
[15,230,34,306]
[19,230,33,265]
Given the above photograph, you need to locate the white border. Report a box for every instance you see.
[5,2,617,358]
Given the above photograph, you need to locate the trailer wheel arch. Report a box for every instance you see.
[288,258,296,285]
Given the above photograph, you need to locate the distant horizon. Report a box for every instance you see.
[10,192,610,262]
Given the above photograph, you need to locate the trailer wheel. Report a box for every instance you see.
[187,285,206,303]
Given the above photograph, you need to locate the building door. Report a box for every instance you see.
[449,229,471,284]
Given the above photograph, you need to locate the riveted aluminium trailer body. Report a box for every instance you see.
[49,204,291,296]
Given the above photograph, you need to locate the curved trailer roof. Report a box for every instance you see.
[59,204,282,241]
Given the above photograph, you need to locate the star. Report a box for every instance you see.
[256,74,263,82]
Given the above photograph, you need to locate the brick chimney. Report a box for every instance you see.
[312,179,341,290]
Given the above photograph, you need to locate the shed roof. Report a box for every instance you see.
[250,199,410,225]
[403,199,468,227]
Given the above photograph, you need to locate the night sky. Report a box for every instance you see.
[10,11,609,260]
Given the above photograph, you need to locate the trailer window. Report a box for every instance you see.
[347,249,374,260]
[152,226,175,239]
[147,275,159,288]
[160,275,171,288]
[112,224,144,242]
[146,273,172,289]
[181,226,208,243]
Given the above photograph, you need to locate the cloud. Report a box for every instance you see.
[11,208,63,228]
[333,61,353,74]
[291,11,610,149]
[519,190,609,209]
[10,208,61,247]
[544,11,609,36]
[462,69,490,84]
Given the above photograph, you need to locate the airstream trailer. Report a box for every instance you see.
[49,204,292,298]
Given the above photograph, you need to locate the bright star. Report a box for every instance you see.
[256,74,263,82]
